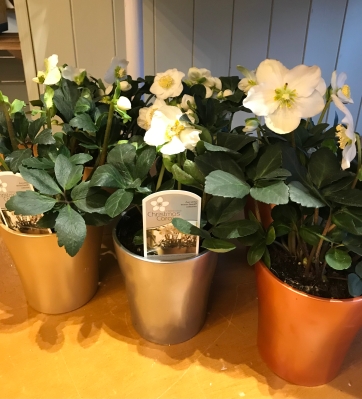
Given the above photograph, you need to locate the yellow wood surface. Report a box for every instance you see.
[0,233,361,398]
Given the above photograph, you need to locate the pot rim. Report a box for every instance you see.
[0,222,55,239]
[257,260,362,304]
[112,225,211,265]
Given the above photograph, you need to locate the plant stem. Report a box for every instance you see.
[314,210,332,279]
[352,133,362,189]
[86,152,101,182]
[99,101,115,167]
[1,102,18,151]
[317,97,332,125]
[0,155,10,171]
[253,198,262,224]
[201,192,207,211]
[305,118,310,129]
[70,137,77,156]
[155,162,165,191]
[305,245,317,275]
[291,132,296,148]
[314,208,319,225]
[46,111,52,130]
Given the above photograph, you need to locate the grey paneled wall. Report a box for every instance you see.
[15,0,362,131]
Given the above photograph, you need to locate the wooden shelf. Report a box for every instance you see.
[0,32,21,58]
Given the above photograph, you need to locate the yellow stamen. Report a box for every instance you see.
[341,85,351,99]
[336,124,352,149]
[248,79,256,86]
[165,120,184,141]
[158,75,174,89]
[115,66,127,79]
[274,83,297,109]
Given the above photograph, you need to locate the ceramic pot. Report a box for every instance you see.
[0,224,103,314]
[113,220,218,345]
[256,260,362,386]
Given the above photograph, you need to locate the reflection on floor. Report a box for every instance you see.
[0,234,362,399]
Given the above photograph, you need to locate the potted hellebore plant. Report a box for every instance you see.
[88,66,259,344]
[236,59,362,386]
[0,55,143,314]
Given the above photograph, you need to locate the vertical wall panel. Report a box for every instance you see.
[193,0,233,76]
[143,0,155,76]
[154,0,193,73]
[230,0,273,128]
[303,0,347,79]
[268,0,311,68]
[71,0,115,79]
[113,0,127,62]
[27,0,75,71]
[328,0,362,131]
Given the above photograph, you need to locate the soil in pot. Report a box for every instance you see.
[269,246,351,299]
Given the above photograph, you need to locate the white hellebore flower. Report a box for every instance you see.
[217,89,233,100]
[104,57,129,84]
[331,94,356,170]
[116,96,131,111]
[137,98,166,130]
[331,71,353,104]
[120,81,132,91]
[180,94,195,111]
[144,105,201,155]
[62,65,86,85]
[243,59,325,134]
[33,54,61,85]
[150,69,185,100]
[243,117,260,133]
[237,65,257,93]
[186,67,221,98]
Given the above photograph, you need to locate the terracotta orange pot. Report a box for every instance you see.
[244,196,274,229]
[256,261,362,386]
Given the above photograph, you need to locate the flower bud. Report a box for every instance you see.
[117,96,131,111]
[242,117,259,133]
[120,81,132,91]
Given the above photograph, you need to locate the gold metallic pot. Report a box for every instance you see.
[256,261,362,386]
[113,225,218,345]
[0,224,103,314]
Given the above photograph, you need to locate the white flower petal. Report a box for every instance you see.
[295,90,325,118]
[256,59,287,87]
[285,65,322,98]
[116,96,131,111]
[316,78,327,96]
[265,107,302,134]
[160,136,186,155]
[44,68,61,85]
[331,71,337,90]
[104,57,129,84]
[341,143,357,170]
[243,85,279,116]
[337,72,347,88]
[144,126,167,147]
[179,127,201,151]
[120,81,132,91]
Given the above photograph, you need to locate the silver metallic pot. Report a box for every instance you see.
[113,222,218,345]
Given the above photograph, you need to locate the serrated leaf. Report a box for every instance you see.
[54,154,83,190]
[71,181,109,214]
[260,168,291,180]
[157,178,175,191]
[325,248,351,270]
[54,205,86,256]
[28,117,46,140]
[33,129,56,145]
[195,152,245,180]
[90,164,126,188]
[6,149,32,173]
[10,99,25,115]
[206,197,246,226]
[247,239,266,265]
[201,238,236,253]
[250,181,289,205]
[135,146,156,179]
[22,157,54,170]
[6,191,57,215]
[172,164,202,189]
[211,219,259,239]
[333,210,362,236]
[18,165,62,195]
[205,170,250,198]
[327,189,362,207]
[36,212,58,229]
[183,160,205,184]
[69,153,93,165]
[255,145,282,179]
[172,218,210,239]
[69,114,97,134]
[308,147,340,188]
[105,189,134,218]
[288,181,324,208]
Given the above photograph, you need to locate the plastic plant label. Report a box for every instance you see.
[142,190,201,261]
[0,171,51,234]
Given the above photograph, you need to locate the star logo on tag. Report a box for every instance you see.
[150,196,169,212]
[0,180,8,193]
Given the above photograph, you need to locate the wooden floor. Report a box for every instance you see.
[1,234,362,399]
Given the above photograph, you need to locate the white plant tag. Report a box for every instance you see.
[0,171,51,234]
[142,190,201,261]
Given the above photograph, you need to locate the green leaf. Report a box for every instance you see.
[333,210,362,236]
[265,225,276,245]
[157,178,175,191]
[255,145,282,179]
[6,149,32,173]
[22,157,54,170]
[271,204,300,225]
[107,143,137,183]
[69,153,93,165]
[195,152,245,180]
[28,117,46,140]
[205,170,250,198]
[54,205,87,256]
[33,129,56,145]
[322,176,355,196]
[6,191,57,215]
[135,146,156,179]
[10,99,26,115]
[71,181,109,214]
[90,164,125,188]
[171,164,202,189]
[83,213,112,226]
[201,238,236,253]
[325,248,352,270]
[203,142,240,155]
[327,189,362,207]
[133,230,143,245]
[18,165,62,195]
[183,160,205,184]
[308,147,340,188]
[217,132,255,151]
[250,181,289,205]
[36,212,58,229]
[44,86,54,108]
[262,247,271,268]
[211,219,259,239]
[105,189,134,218]
[288,181,325,208]
[54,154,83,190]
[356,261,362,278]
[299,225,324,246]
[260,168,291,180]
[206,197,246,225]
[172,218,210,239]
[247,239,266,265]
[348,274,362,297]
[69,114,97,134]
